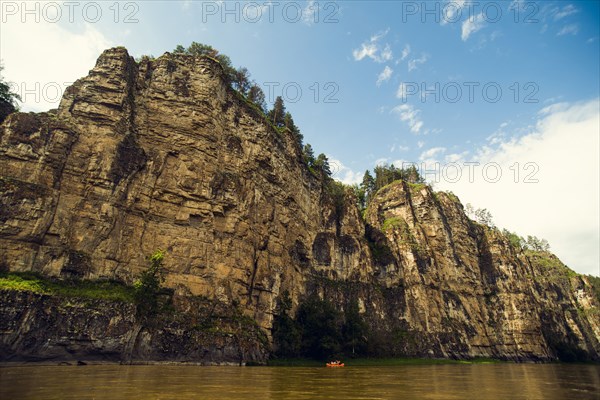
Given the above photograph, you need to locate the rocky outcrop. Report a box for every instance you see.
[1,47,598,363]
[355,182,600,361]
[0,290,267,364]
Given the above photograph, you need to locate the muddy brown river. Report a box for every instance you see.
[1,363,599,399]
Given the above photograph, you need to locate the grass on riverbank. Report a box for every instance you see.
[267,357,502,367]
[0,272,135,303]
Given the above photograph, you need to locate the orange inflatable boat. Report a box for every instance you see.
[326,362,345,367]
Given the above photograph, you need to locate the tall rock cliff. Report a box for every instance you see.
[1,47,598,363]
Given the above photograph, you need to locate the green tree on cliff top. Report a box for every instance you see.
[0,65,21,123]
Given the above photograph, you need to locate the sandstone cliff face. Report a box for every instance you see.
[0,47,598,362]
[358,182,600,360]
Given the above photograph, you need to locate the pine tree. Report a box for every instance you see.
[474,208,494,227]
[351,184,366,211]
[283,112,297,132]
[233,67,251,95]
[269,96,286,127]
[284,112,303,146]
[361,170,375,201]
[175,42,236,82]
[248,84,267,112]
[404,165,424,183]
[303,144,315,166]
[526,235,550,252]
[314,153,331,177]
[185,42,218,57]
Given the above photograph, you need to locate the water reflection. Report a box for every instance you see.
[1,364,599,399]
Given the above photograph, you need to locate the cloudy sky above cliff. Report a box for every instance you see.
[1,1,598,276]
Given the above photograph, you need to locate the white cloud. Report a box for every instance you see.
[376,66,393,86]
[328,157,362,185]
[436,99,600,276]
[508,0,525,11]
[353,43,379,62]
[490,30,502,41]
[554,4,579,20]
[442,0,466,25]
[352,29,393,63]
[461,12,486,41]
[408,54,429,72]
[400,44,411,61]
[396,82,409,99]
[390,144,409,153]
[302,0,320,25]
[391,104,424,134]
[538,102,569,114]
[557,24,579,36]
[417,141,425,148]
[370,28,390,42]
[445,151,469,163]
[1,16,112,112]
[375,157,390,167]
[419,147,447,165]
[391,159,409,168]
[380,44,393,62]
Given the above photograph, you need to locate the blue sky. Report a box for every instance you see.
[1,1,599,275]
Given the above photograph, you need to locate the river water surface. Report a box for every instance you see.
[1,364,599,399]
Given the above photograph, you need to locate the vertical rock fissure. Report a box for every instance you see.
[248,249,260,303]
[37,125,80,243]
[429,188,464,268]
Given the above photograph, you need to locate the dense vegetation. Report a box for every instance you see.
[272,290,369,360]
[0,65,21,123]
[0,271,135,302]
[0,251,173,318]
[587,275,600,303]
[351,164,424,212]
[500,229,551,252]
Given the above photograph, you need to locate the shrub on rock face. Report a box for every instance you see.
[134,250,167,319]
